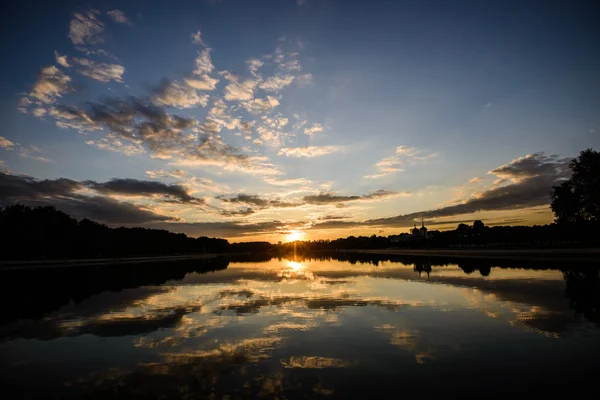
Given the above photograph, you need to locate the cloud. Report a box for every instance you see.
[241,96,280,113]
[246,59,264,77]
[490,152,570,183]
[85,178,205,204]
[0,172,180,224]
[222,72,258,101]
[41,96,261,172]
[191,30,205,46]
[303,190,396,205]
[0,136,16,150]
[152,79,209,108]
[259,74,295,92]
[106,10,130,24]
[359,152,571,228]
[184,75,219,91]
[279,59,301,72]
[0,137,53,162]
[217,194,297,209]
[71,58,125,83]
[54,51,70,68]
[28,66,73,104]
[220,208,255,217]
[86,135,146,156]
[193,48,214,75]
[149,218,313,238]
[278,146,344,158]
[469,177,482,184]
[68,9,104,45]
[365,145,437,179]
[304,123,323,136]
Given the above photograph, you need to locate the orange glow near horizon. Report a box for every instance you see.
[286,230,305,242]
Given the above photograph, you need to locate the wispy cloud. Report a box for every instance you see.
[106,10,130,24]
[152,79,209,108]
[68,9,104,45]
[365,145,437,179]
[190,30,206,46]
[0,136,16,150]
[304,123,323,136]
[278,146,344,158]
[71,57,125,83]
[27,66,73,104]
[54,51,70,68]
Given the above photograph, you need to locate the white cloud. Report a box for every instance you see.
[0,138,53,162]
[240,96,280,113]
[32,108,47,117]
[185,75,219,91]
[0,136,16,149]
[72,58,125,83]
[261,114,288,129]
[153,80,209,108]
[279,59,301,71]
[304,123,323,136]
[246,58,264,77]
[54,51,70,68]
[191,30,206,45]
[193,48,214,75]
[29,66,73,104]
[86,135,145,156]
[223,74,259,101]
[68,9,104,45]
[365,145,437,179]
[278,146,344,158]
[259,74,295,92]
[106,9,130,24]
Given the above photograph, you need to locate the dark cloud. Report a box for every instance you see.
[303,189,395,205]
[0,172,81,198]
[218,194,269,207]
[0,172,175,224]
[220,208,255,217]
[216,194,298,209]
[347,152,569,229]
[50,195,175,224]
[85,178,204,204]
[317,215,350,221]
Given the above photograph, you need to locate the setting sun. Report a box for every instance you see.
[286,230,305,242]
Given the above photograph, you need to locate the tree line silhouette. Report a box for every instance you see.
[0,204,229,260]
[1,149,598,260]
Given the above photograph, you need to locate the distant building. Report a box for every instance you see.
[412,218,428,239]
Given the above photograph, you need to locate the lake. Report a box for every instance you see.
[1,254,599,399]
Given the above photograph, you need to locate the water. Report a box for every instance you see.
[1,254,599,399]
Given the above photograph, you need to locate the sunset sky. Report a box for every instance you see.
[1,0,599,242]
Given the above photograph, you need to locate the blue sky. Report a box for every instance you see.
[1,0,599,241]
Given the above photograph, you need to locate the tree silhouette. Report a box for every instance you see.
[551,148,600,223]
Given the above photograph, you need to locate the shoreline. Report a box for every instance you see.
[0,253,217,271]
[341,248,600,262]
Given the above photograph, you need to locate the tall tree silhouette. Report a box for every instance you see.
[551,148,600,223]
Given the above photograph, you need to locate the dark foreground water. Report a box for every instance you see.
[1,254,599,399]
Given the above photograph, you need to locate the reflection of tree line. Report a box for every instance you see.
[2,252,598,328]
[284,252,600,326]
[0,257,229,323]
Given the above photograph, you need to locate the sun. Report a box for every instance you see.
[286,230,305,242]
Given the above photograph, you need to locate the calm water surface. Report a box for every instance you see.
[1,255,599,398]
